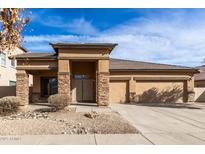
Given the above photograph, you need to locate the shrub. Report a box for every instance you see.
[48,94,70,111]
[0,96,20,115]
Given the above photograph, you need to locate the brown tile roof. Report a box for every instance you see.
[110,58,197,72]
[15,52,197,72]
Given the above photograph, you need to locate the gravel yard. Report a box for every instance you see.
[0,109,138,135]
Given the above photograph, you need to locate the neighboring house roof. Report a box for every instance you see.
[110,58,197,72]
[194,72,205,81]
[194,65,205,81]
[18,46,29,53]
[15,52,197,72]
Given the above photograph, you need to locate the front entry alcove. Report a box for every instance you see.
[71,61,97,103]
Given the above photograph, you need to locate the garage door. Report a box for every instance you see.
[109,81,128,103]
[135,81,187,103]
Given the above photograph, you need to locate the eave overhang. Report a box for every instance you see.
[50,42,118,53]
[109,69,199,73]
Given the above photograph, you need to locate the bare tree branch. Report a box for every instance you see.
[0,8,31,55]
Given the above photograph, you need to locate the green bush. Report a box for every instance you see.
[0,96,20,115]
[48,94,70,111]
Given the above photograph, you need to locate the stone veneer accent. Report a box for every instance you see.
[16,72,29,106]
[128,79,137,103]
[58,72,71,101]
[97,72,109,106]
[129,92,138,103]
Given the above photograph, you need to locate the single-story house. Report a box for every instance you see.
[15,43,198,107]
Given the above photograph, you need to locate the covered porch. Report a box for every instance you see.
[19,60,100,104]
[15,59,110,107]
[15,43,117,108]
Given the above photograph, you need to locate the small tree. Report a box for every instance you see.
[0,8,30,55]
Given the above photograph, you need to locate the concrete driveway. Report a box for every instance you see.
[111,103,205,145]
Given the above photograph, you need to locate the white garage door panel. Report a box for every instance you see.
[109,81,128,103]
[135,81,186,103]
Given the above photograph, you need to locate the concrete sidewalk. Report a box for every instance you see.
[0,134,152,145]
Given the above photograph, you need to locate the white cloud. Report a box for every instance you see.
[24,9,205,67]
[66,18,99,35]
[32,13,98,35]
[25,35,80,42]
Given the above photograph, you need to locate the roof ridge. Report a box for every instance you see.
[110,58,194,69]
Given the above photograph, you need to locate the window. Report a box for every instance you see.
[9,81,16,86]
[0,52,6,66]
[74,74,90,79]
[10,59,16,67]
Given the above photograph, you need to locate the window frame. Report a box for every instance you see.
[9,80,16,86]
[74,74,91,79]
[0,52,6,67]
[10,59,16,68]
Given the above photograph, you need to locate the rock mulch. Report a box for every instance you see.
[0,110,138,135]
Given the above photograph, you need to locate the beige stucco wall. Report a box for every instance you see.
[98,60,109,72]
[135,81,185,103]
[58,49,110,59]
[194,87,205,102]
[0,47,33,86]
[109,80,128,103]
[58,59,70,73]
[109,71,194,103]
[17,60,57,70]
[0,60,17,86]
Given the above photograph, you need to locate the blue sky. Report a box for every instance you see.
[23,8,205,67]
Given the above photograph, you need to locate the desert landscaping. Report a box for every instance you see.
[0,106,138,135]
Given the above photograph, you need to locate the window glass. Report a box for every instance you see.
[9,81,16,86]
[74,75,90,79]
[11,59,15,67]
[0,52,6,66]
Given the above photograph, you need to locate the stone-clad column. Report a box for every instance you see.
[129,78,137,103]
[97,60,110,106]
[97,72,110,106]
[187,76,195,102]
[16,70,29,107]
[58,59,71,101]
[58,72,71,96]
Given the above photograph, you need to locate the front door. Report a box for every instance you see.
[72,79,95,102]
[41,77,57,98]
